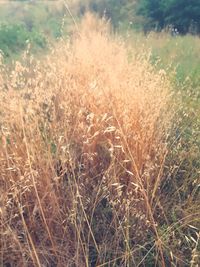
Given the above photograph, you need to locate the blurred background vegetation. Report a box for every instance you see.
[1,0,200,86]
[0,0,70,60]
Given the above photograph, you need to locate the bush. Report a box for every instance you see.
[0,23,28,57]
[0,23,47,59]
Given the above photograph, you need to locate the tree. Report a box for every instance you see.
[136,0,200,34]
[88,0,136,28]
[164,0,200,34]
[137,0,165,30]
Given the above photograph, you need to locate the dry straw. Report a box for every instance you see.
[1,14,195,267]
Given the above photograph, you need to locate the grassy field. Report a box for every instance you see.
[0,1,73,61]
[0,14,199,267]
[127,31,200,89]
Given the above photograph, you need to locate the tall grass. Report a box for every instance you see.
[126,31,200,90]
[0,14,199,266]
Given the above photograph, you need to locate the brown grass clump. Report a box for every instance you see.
[0,14,199,266]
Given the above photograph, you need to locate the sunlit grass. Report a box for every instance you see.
[126,31,200,89]
[0,15,199,266]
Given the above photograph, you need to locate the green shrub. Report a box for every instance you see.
[0,22,47,59]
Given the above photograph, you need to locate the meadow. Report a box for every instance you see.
[0,13,199,267]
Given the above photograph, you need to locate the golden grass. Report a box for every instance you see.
[0,14,199,266]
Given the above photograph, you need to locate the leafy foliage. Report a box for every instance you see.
[88,0,137,29]
[0,1,69,59]
[81,0,200,34]
[0,23,46,59]
[137,0,200,34]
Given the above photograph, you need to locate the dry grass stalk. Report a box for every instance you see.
[1,14,199,267]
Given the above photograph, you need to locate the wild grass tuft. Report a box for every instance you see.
[0,14,199,266]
